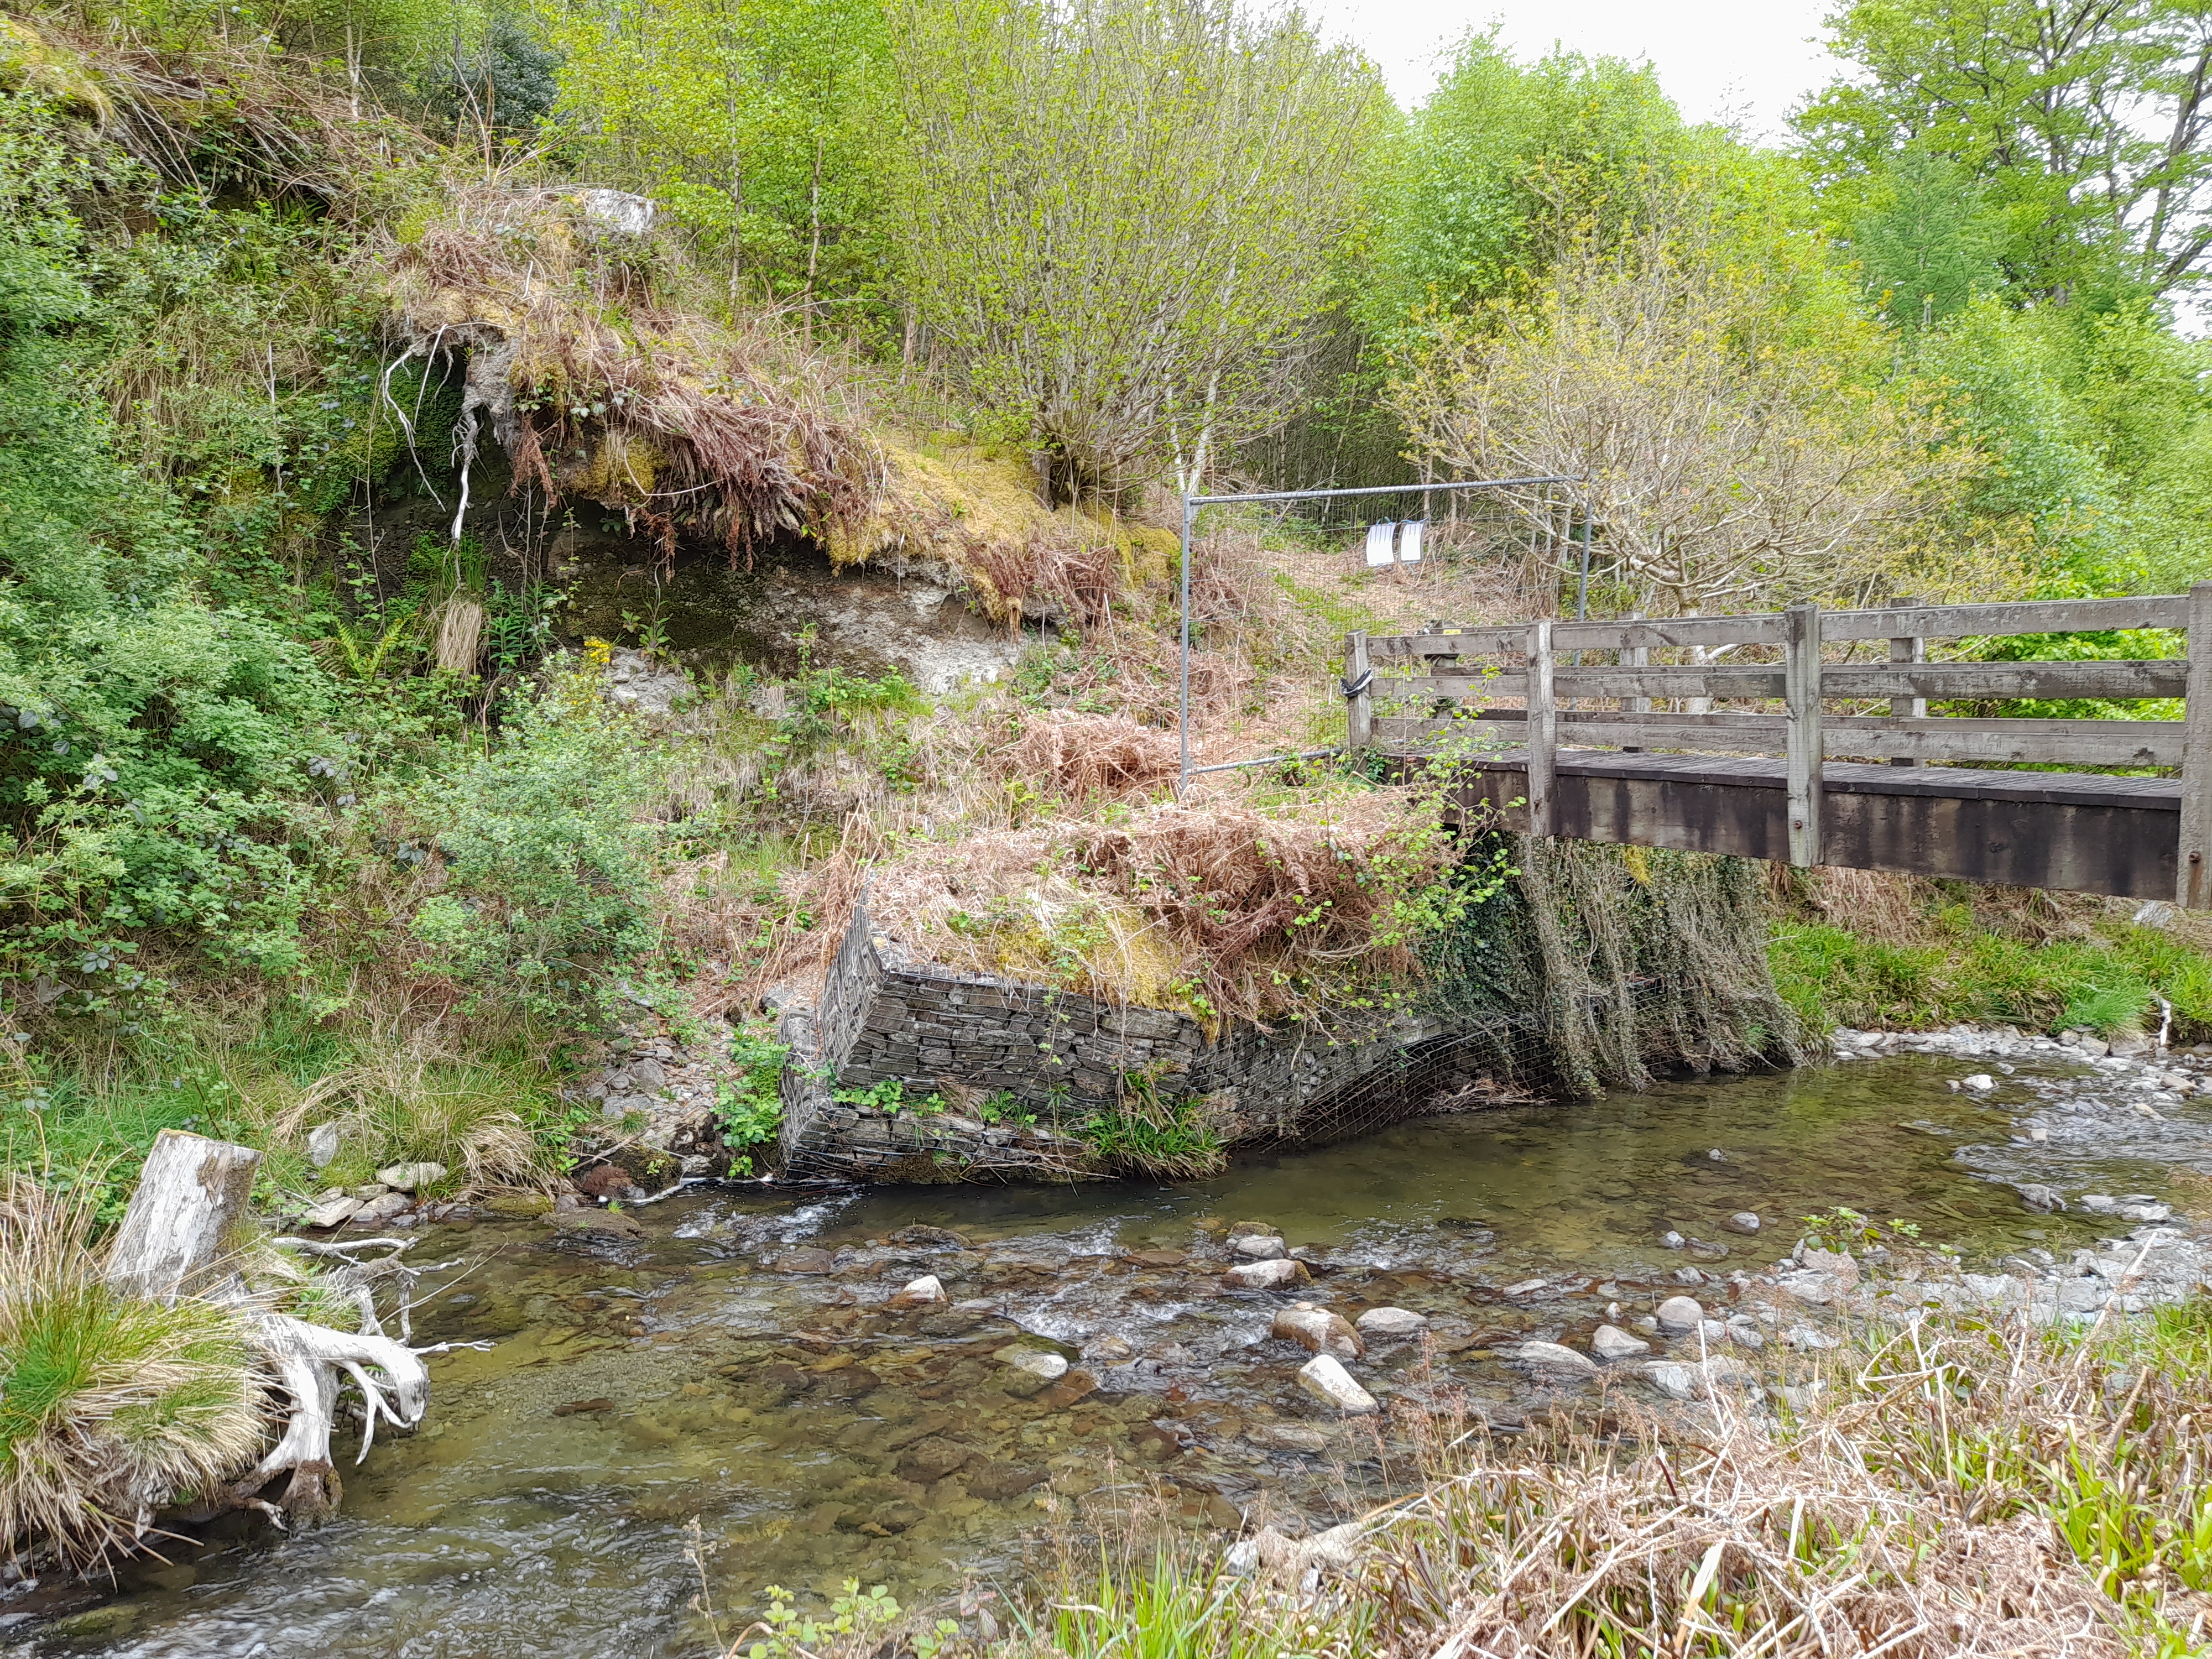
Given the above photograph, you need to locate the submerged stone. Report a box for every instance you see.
[1295,1354,1376,1415]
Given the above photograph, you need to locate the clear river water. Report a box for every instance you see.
[10,1048,2210,1659]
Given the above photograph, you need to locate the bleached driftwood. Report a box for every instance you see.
[105,1130,434,1526]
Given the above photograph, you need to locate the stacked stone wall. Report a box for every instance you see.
[775,902,1489,1183]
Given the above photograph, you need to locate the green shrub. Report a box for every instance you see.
[399,664,661,1020]
[714,1029,788,1174]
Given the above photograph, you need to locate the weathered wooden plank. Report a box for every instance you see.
[1526,619,1556,838]
[1371,671,1528,701]
[1377,711,2184,765]
[1543,659,2187,701]
[1785,603,1823,867]
[1819,595,2189,642]
[1366,628,1523,660]
[1551,614,1787,651]
[2179,583,2212,907]
[1823,660,2187,699]
[1888,597,1924,768]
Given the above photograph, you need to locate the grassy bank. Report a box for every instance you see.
[1770,868,2212,1043]
[994,1295,2212,1659]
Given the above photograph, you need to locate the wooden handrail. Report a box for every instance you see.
[1347,582,2212,904]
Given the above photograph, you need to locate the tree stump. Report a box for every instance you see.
[103,1130,432,1528]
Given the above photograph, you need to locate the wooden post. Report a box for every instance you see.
[2178,583,2212,907]
[1345,632,1373,755]
[1621,611,1647,753]
[107,1129,260,1304]
[1785,602,1823,867]
[1526,618,1556,838]
[1888,593,1924,768]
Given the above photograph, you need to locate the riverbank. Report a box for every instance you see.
[9,1043,2208,1655]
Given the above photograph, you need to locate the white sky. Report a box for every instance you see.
[1305,0,1840,144]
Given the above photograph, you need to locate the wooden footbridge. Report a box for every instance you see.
[1343,587,2212,905]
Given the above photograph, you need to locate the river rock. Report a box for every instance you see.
[1656,1295,1704,1335]
[1355,1307,1427,1338]
[1961,1073,1995,1093]
[998,1347,1069,1380]
[1037,1369,1099,1410]
[551,1205,639,1238]
[1246,1422,1332,1454]
[300,1194,359,1229]
[305,1123,341,1168]
[1644,1356,1757,1400]
[1295,1354,1378,1415]
[1720,1211,1761,1235]
[1224,1258,1308,1290]
[1658,1230,1687,1250]
[1234,1234,1288,1260]
[1125,1249,1187,1269]
[2017,1183,2065,1213]
[1590,1323,1650,1361]
[966,1460,1047,1500]
[1793,1244,1861,1287]
[1272,1305,1363,1359]
[1083,1333,1136,1364]
[895,1437,973,1484]
[889,1224,969,1249]
[1514,1340,1598,1376]
[376,1161,448,1192]
[890,1274,946,1306]
[352,1191,413,1226]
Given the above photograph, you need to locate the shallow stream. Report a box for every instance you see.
[13,1048,2211,1659]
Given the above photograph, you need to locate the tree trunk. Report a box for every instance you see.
[106,1128,260,1303]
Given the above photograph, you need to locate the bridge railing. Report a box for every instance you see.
[1344,583,2212,902]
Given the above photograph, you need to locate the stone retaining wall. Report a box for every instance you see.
[775,904,1507,1182]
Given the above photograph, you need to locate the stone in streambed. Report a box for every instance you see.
[1233,1233,1287,1259]
[1513,1340,1598,1376]
[551,1205,639,1238]
[1037,1369,1099,1410]
[1224,1258,1308,1290]
[965,1460,1048,1500]
[1590,1323,1651,1361]
[1355,1307,1427,1338]
[1295,1353,1378,1415]
[996,1347,1069,1380]
[300,1195,359,1229]
[896,1437,974,1484]
[1720,1212,1761,1235]
[1125,1249,1187,1269]
[1656,1295,1704,1335]
[1644,1355,1758,1400]
[1246,1422,1332,1454]
[1272,1304,1363,1359]
[890,1275,946,1306]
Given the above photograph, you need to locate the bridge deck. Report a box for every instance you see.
[1444,749,2178,899]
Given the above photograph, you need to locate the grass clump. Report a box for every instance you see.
[1025,1295,2212,1659]
[0,1177,263,1568]
[1771,868,2212,1040]
[1079,1072,1226,1180]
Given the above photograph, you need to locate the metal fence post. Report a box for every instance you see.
[1344,631,1373,755]
[2178,582,2212,907]
[1785,602,1823,867]
[1526,618,1556,838]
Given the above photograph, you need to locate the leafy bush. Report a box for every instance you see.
[714,1029,788,1174]
[399,664,660,1020]
[0,92,341,1012]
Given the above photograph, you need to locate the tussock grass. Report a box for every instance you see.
[1022,1298,2212,1659]
[0,1177,264,1569]
[261,1027,554,1193]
